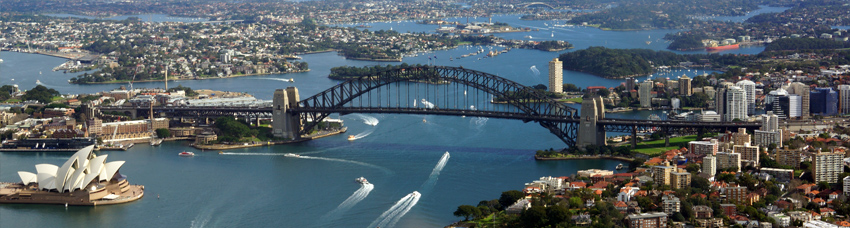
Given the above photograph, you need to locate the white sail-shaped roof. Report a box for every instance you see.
[103,161,126,181]
[17,171,37,185]
[35,164,59,175]
[18,145,129,192]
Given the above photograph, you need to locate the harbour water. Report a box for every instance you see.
[1,9,774,227]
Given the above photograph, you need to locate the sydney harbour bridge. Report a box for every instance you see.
[98,65,760,148]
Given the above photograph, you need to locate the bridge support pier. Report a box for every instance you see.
[272,87,302,139]
[663,128,670,147]
[576,96,606,149]
[631,125,637,148]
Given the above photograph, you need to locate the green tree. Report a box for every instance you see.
[546,205,572,227]
[499,190,525,209]
[569,196,583,208]
[453,205,480,221]
[155,128,171,138]
[520,206,547,228]
[22,85,60,103]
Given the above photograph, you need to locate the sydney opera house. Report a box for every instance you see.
[0,145,144,205]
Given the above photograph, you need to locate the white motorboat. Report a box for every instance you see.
[178,151,195,157]
[355,177,369,184]
[284,153,301,158]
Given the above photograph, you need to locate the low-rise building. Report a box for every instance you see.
[670,171,691,190]
[760,168,794,183]
[770,213,790,227]
[626,212,668,228]
[725,186,748,204]
[693,205,712,218]
[577,169,614,178]
[716,152,742,172]
[662,195,680,215]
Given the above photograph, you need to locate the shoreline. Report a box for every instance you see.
[70,70,310,85]
[192,127,346,150]
[534,155,634,162]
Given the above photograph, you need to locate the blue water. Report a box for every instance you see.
[0,12,760,227]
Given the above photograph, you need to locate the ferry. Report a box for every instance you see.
[355,177,369,184]
[284,153,301,158]
[178,151,195,157]
[616,163,624,170]
[348,135,356,141]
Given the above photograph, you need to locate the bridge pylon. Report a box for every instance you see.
[272,87,302,139]
[577,96,606,149]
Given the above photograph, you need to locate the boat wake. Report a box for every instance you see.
[352,114,379,126]
[321,183,374,222]
[368,191,421,228]
[348,114,379,140]
[420,151,450,193]
[219,153,390,173]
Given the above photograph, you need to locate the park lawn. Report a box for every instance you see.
[632,135,699,155]
[51,96,64,102]
[563,97,583,103]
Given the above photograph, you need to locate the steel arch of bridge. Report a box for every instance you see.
[293,65,582,146]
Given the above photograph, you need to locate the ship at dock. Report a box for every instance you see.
[0,145,144,206]
[705,43,740,51]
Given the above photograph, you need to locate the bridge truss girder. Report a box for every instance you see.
[295,65,580,146]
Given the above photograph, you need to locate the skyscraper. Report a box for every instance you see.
[726,86,747,121]
[679,75,692,96]
[715,87,727,121]
[548,58,563,93]
[640,79,653,108]
[736,80,756,114]
[786,82,810,117]
[810,87,838,116]
[839,85,850,114]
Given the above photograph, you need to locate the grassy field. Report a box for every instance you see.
[632,135,699,155]
[562,97,583,103]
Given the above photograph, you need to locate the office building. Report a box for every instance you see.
[839,84,850,114]
[787,82,810,117]
[549,58,563,93]
[810,87,838,116]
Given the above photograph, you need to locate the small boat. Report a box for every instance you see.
[36,80,42,84]
[616,163,624,170]
[289,78,294,82]
[355,177,370,184]
[524,35,532,39]
[422,118,427,123]
[178,151,195,157]
[284,153,301,158]
[348,135,356,141]
[218,151,224,154]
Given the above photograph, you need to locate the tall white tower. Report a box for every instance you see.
[736,80,755,114]
[726,86,747,121]
[548,58,563,93]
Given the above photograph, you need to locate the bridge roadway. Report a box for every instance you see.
[101,105,760,132]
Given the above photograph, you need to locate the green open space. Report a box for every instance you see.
[632,135,699,155]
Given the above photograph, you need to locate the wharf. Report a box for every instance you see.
[534,155,634,162]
